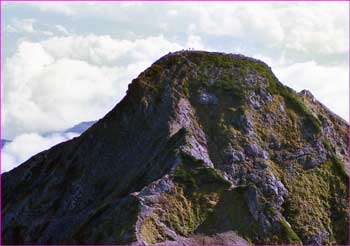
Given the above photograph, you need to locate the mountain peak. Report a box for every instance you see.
[2,51,349,245]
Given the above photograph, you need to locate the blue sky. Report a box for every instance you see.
[1,1,349,171]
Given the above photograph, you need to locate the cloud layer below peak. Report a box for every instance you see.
[2,35,186,139]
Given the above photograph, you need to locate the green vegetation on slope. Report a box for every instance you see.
[196,185,258,243]
[138,151,233,244]
[266,74,322,135]
[279,218,303,244]
[273,159,348,244]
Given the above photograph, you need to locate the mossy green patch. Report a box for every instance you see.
[140,217,168,244]
[279,159,348,244]
[162,153,264,243]
[267,77,322,136]
[196,186,261,244]
[330,155,348,183]
[184,51,234,69]
[174,153,231,190]
[183,80,191,97]
[212,79,246,100]
[279,219,303,244]
[154,153,232,237]
[160,189,211,236]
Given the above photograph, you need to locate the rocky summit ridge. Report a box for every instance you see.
[2,51,349,245]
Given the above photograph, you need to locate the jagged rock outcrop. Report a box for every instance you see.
[2,51,349,245]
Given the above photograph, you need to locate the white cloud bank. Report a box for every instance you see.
[3,35,187,139]
[24,2,348,61]
[2,132,78,173]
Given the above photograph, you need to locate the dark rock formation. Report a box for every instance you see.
[2,51,349,245]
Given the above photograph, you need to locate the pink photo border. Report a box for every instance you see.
[0,0,349,245]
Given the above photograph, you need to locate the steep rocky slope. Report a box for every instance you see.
[2,51,349,245]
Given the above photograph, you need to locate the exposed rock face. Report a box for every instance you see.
[2,51,349,245]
